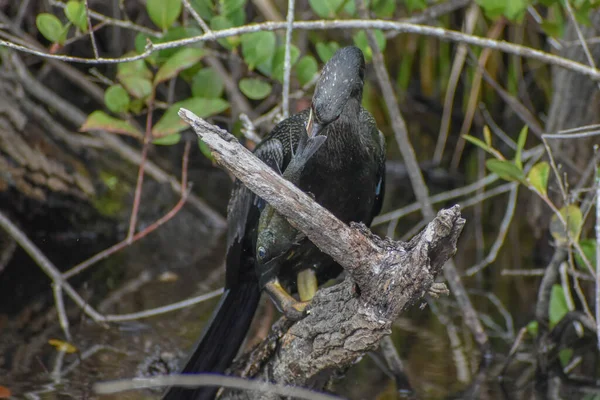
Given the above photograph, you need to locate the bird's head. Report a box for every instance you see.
[307,46,366,137]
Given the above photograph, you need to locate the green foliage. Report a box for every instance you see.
[36,13,68,45]
[485,159,525,182]
[559,348,573,368]
[550,205,583,244]
[80,111,142,137]
[476,0,528,21]
[241,31,276,70]
[65,1,87,32]
[192,68,225,98]
[154,48,206,85]
[271,45,301,82]
[210,16,240,50]
[353,30,386,62]
[147,0,182,30]
[309,0,345,18]
[405,0,427,12]
[296,55,318,86]
[549,284,569,328]
[153,133,182,145]
[526,320,538,337]
[153,97,229,137]
[315,41,340,63]
[371,0,397,17]
[575,239,597,271]
[104,85,131,113]
[514,126,528,170]
[527,162,550,197]
[239,78,272,100]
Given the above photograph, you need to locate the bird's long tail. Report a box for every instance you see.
[162,281,261,400]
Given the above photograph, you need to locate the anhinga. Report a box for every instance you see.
[163,46,386,400]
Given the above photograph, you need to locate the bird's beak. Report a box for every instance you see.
[306,107,323,138]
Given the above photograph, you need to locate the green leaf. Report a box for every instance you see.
[190,0,215,20]
[485,159,525,182]
[475,0,527,21]
[527,162,550,197]
[80,111,142,138]
[220,0,246,17]
[353,30,386,61]
[405,0,427,12]
[239,78,272,100]
[36,13,68,45]
[483,126,492,147]
[463,134,492,153]
[210,16,240,50]
[504,0,528,21]
[296,55,318,86]
[526,320,538,337]
[550,205,583,243]
[272,45,301,82]
[371,0,396,18]
[153,133,181,145]
[104,85,131,113]
[147,0,182,30]
[309,0,344,18]
[153,97,230,137]
[241,31,276,70]
[574,239,597,271]
[315,41,340,63]
[65,1,87,32]
[117,58,153,81]
[515,126,528,170]
[198,138,215,161]
[549,284,569,328]
[192,68,224,98]
[119,76,153,99]
[154,48,206,85]
[559,348,573,368]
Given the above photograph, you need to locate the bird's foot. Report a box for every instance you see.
[297,268,318,302]
[264,279,310,321]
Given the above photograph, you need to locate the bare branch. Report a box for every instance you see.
[2,20,600,82]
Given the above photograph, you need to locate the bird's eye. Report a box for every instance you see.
[257,246,267,260]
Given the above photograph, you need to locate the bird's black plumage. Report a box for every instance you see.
[162,46,385,400]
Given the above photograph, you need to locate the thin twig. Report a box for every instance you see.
[595,145,600,350]
[563,0,600,91]
[94,375,342,400]
[3,20,600,82]
[0,210,106,323]
[451,18,506,170]
[104,288,224,322]
[127,101,154,242]
[49,0,161,37]
[53,283,71,340]
[181,0,213,36]
[434,2,478,164]
[63,141,192,279]
[83,0,99,58]
[466,184,519,276]
[281,0,295,118]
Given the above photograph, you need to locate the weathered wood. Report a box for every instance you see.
[179,109,464,399]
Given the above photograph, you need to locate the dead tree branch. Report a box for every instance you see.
[178,109,465,398]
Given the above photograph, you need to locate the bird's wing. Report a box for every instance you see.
[226,138,285,252]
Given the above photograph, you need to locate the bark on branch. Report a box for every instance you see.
[178,108,465,398]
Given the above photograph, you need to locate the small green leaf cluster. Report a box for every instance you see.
[464,126,597,335]
[475,0,600,27]
[36,1,88,45]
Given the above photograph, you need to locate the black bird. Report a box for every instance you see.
[162,46,386,400]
